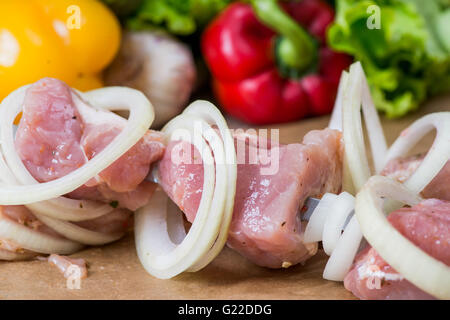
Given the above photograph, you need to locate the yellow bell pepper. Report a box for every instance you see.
[0,0,121,101]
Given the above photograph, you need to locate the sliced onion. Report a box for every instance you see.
[328,71,349,131]
[319,61,387,280]
[384,112,450,194]
[322,192,355,255]
[36,214,123,246]
[0,153,115,221]
[162,115,224,271]
[342,62,387,191]
[342,65,369,191]
[303,191,361,281]
[183,101,237,272]
[166,200,187,245]
[329,70,355,194]
[26,199,115,222]
[360,69,387,173]
[304,193,338,243]
[355,175,450,299]
[0,217,83,254]
[0,86,154,204]
[323,216,363,281]
[135,101,236,279]
[0,84,156,260]
[321,62,449,286]
[342,154,356,195]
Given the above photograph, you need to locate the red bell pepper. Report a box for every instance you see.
[202,0,352,124]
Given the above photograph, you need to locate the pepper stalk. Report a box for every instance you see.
[251,0,317,74]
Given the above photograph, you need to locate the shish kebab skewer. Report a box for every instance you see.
[145,145,354,229]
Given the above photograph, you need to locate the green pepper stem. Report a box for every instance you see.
[251,0,316,72]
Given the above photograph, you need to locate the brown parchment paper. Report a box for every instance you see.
[0,94,448,300]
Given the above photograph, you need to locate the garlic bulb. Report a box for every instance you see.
[104,31,196,128]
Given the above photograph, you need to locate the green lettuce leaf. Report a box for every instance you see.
[328,0,450,117]
[126,0,230,35]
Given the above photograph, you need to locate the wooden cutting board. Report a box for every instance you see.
[0,94,448,300]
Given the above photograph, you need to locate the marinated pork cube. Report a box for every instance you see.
[158,128,343,268]
[15,78,165,211]
[344,199,450,300]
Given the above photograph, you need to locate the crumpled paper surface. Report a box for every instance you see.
[0,94,447,300]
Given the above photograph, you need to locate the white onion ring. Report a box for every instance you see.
[0,217,83,254]
[355,176,450,299]
[384,112,450,194]
[321,61,448,283]
[0,84,155,259]
[166,200,187,245]
[342,66,369,191]
[0,153,115,221]
[342,154,356,195]
[26,199,115,222]
[322,192,355,255]
[135,119,217,278]
[304,193,338,243]
[183,101,237,272]
[36,214,123,246]
[135,101,236,279]
[329,71,349,131]
[360,69,387,174]
[0,86,154,204]
[323,215,363,281]
[342,62,387,191]
[304,191,361,281]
